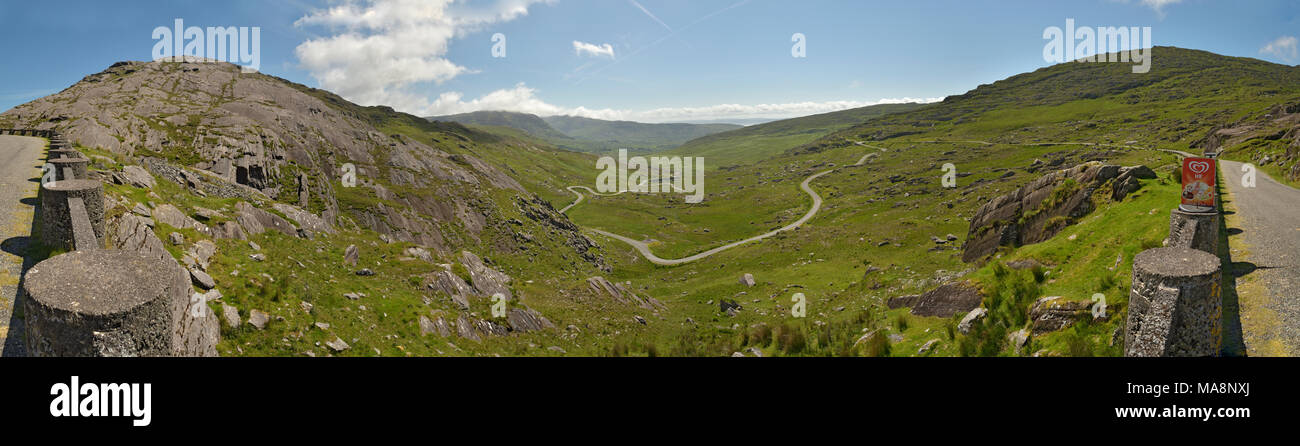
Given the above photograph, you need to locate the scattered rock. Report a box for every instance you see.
[355,268,375,276]
[189,268,216,289]
[739,273,756,287]
[120,165,155,189]
[343,244,359,266]
[1028,296,1092,335]
[1008,329,1030,354]
[957,308,988,334]
[221,303,240,328]
[325,337,350,352]
[248,310,269,330]
[887,281,983,317]
[169,232,184,245]
[918,339,939,355]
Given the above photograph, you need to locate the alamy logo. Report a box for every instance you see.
[50,376,152,427]
[595,149,705,203]
[151,18,260,73]
[1043,19,1151,74]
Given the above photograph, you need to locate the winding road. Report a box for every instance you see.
[558,146,894,265]
[568,170,833,266]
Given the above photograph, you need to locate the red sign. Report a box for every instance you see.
[1180,157,1216,212]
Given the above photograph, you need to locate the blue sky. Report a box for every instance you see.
[2,0,1299,122]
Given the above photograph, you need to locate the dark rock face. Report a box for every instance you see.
[962,162,1153,263]
[887,281,983,317]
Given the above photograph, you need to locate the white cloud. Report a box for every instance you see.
[1140,0,1182,12]
[1260,36,1299,63]
[1112,0,1182,16]
[294,0,552,114]
[573,41,616,59]
[427,83,943,123]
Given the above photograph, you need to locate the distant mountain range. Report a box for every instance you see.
[667,102,930,167]
[426,111,741,154]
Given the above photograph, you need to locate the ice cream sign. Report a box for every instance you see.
[1180,157,1217,212]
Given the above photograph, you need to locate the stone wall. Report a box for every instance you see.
[19,131,219,357]
[1124,205,1223,357]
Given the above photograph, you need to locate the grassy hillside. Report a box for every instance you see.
[428,110,575,143]
[555,47,1300,356]
[668,102,929,168]
[543,115,740,152]
[426,111,743,155]
[29,46,1294,357]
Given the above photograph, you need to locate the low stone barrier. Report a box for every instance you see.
[40,178,104,251]
[50,157,90,181]
[23,250,179,356]
[21,131,219,357]
[49,148,81,159]
[1124,247,1222,356]
[1166,208,1218,254]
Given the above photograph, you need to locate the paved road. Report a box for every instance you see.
[0,135,45,357]
[1219,158,1300,356]
[575,170,832,266]
[558,143,892,266]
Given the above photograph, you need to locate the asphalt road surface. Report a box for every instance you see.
[1220,158,1300,356]
[0,135,45,357]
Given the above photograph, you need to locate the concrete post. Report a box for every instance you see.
[50,157,89,180]
[22,250,181,356]
[1166,208,1219,254]
[1125,247,1222,357]
[40,179,105,251]
[49,148,81,159]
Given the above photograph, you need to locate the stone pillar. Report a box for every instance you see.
[22,250,181,356]
[50,157,89,180]
[49,148,80,159]
[1166,208,1218,254]
[40,179,105,251]
[1125,247,1222,357]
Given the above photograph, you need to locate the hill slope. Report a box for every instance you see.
[428,110,741,154]
[668,102,929,167]
[0,60,639,356]
[542,115,740,152]
[428,110,575,143]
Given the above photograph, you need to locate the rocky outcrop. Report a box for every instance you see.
[234,201,297,236]
[887,281,983,318]
[425,270,474,310]
[962,162,1155,263]
[272,202,335,236]
[506,308,555,333]
[1027,296,1093,335]
[460,251,511,300]
[106,213,219,356]
[586,276,667,311]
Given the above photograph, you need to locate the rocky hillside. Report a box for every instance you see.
[0,60,628,356]
[0,60,601,259]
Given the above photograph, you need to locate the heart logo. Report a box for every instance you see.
[1189,161,1210,174]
